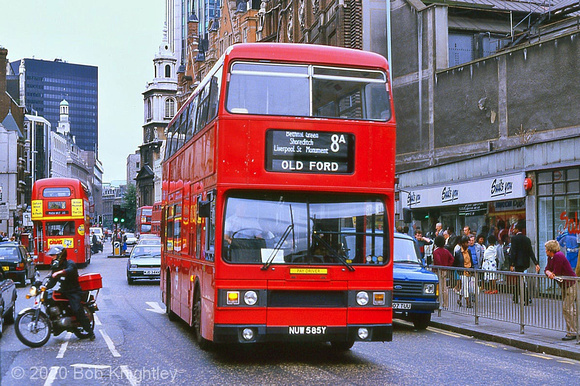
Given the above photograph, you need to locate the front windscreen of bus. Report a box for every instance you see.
[222,193,387,265]
[46,221,76,236]
[226,62,391,121]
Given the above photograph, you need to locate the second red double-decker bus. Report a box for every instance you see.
[151,202,162,236]
[161,43,395,350]
[31,178,91,266]
[135,205,153,236]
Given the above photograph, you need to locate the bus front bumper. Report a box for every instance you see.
[213,324,392,344]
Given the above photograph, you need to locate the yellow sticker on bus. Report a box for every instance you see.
[31,200,43,220]
[289,268,328,275]
[48,238,74,248]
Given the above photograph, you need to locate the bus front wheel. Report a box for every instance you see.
[193,291,210,351]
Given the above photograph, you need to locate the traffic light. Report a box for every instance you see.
[119,208,126,224]
[113,204,121,224]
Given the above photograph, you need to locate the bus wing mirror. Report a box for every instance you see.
[199,201,211,218]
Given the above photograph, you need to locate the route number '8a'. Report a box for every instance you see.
[331,134,346,153]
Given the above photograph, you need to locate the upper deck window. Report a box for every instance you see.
[43,187,71,198]
[226,62,391,121]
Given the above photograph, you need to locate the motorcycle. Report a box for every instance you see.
[14,272,102,347]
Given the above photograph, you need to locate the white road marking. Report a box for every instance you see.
[94,312,102,326]
[56,332,72,359]
[99,329,121,357]
[120,365,140,386]
[71,364,111,369]
[145,301,165,314]
[43,366,60,386]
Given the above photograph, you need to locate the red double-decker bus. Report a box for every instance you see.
[151,202,162,236]
[31,178,91,266]
[161,43,395,350]
[135,205,153,236]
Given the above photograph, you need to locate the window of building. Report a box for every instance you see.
[165,64,171,78]
[165,98,175,119]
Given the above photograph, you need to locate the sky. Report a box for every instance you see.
[0,0,165,182]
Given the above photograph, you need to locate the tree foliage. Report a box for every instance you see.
[122,184,137,231]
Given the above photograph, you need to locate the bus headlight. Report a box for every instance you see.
[423,283,435,294]
[356,291,369,306]
[244,291,258,306]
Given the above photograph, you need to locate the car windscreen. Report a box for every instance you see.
[0,247,20,262]
[393,237,421,264]
[131,246,161,258]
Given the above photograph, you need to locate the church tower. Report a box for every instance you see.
[137,21,178,207]
[57,99,70,136]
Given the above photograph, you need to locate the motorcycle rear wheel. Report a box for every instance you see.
[15,310,51,347]
[73,306,95,339]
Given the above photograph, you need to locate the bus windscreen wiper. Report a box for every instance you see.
[261,224,294,270]
[312,233,355,271]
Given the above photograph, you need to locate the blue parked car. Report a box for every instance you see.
[392,233,439,329]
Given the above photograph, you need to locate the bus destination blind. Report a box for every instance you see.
[266,130,354,173]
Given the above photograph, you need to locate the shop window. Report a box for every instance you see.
[537,166,580,270]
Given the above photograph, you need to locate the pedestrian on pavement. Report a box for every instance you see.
[544,240,578,341]
[121,230,127,256]
[433,235,455,308]
[435,222,444,237]
[413,229,432,263]
[482,235,499,294]
[468,235,480,269]
[500,233,511,271]
[509,220,540,305]
[454,236,474,308]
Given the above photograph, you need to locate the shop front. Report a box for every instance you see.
[536,166,580,271]
[399,173,527,240]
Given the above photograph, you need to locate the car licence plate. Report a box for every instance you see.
[393,302,412,310]
[144,270,160,275]
[2,266,8,271]
[288,326,327,335]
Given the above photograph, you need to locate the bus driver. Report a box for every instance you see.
[224,200,263,244]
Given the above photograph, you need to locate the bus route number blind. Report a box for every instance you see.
[265,130,354,173]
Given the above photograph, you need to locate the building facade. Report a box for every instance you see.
[10,58,98,153]
[0,47,27,237]
[392,0,580,269]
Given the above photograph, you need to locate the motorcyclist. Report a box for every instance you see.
[46,245,96,340]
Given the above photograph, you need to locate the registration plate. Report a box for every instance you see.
[393,302,412,310]
[288,326,327,335]
[144,270,160,275]
[2,266,8,271]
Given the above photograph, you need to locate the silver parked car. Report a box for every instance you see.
[126,244,161,284]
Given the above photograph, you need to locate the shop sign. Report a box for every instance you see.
[458,203,487,216]
[401,172,526,209]
[0,203,8,220]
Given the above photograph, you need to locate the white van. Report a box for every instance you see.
[89,227,104,243]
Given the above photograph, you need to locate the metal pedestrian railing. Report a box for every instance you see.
[431,266,580,339]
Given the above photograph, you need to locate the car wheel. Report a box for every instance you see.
[5,303,16,325]
[0,310,4,338]
[411,313,431,330]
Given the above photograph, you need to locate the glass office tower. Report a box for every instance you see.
[10,59,98,152]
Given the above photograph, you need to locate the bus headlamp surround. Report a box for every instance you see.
[356,291,369,306]
[244,290,258,306]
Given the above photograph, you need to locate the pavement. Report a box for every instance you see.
[430,310,580,361]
